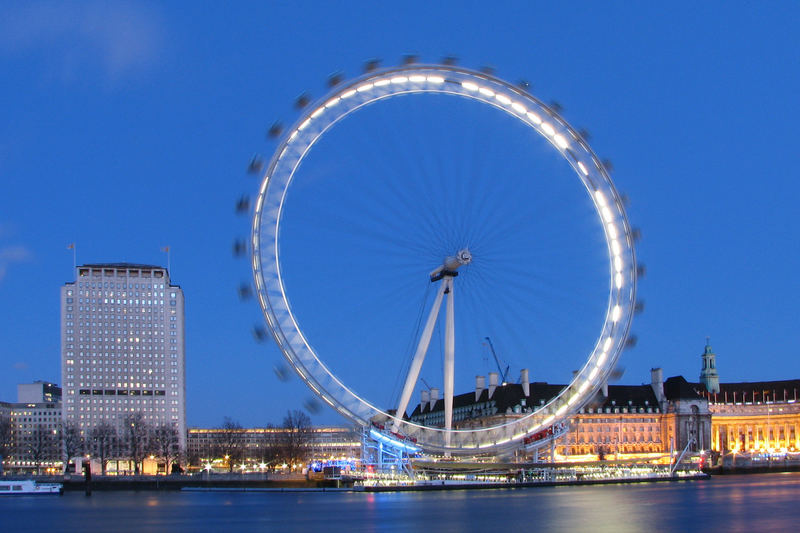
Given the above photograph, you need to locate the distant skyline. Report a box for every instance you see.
[1,2,798,427]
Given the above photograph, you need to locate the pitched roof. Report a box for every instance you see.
[704,379,800,403]
[664,375,705,400]
[407,380,661,420]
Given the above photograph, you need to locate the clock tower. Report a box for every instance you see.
[699,338,720,394]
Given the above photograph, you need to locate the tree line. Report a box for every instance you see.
[188,410,313,472]
[0,409,314,475]
[65,412,181,475]
[0,411,180,475]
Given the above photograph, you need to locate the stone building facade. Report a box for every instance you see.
[0,383,62,473]
[408,367,712,460]
[692,341,800,456]
[61,264,187,449]
[701,381,800,453]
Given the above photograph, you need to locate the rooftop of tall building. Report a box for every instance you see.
[80,263,165,270]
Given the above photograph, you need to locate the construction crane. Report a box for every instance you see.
[483,337,510,385]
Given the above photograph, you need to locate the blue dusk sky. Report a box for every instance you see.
[0,1,798,428]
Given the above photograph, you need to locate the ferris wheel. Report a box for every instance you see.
[250,62,637,455]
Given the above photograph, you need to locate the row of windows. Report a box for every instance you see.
[77,337,168,343]
[77,312,166,320]
[69,352,177,361]
[583,406,659,414]
[571,434,660,444]
[75,413,179,420]
[576,417,658,424]
[562,445,662,454]
[67,388,180,395]
[12,423,59,429]
[68,357,177,366]
[77,305,167,314]
[80,315,170,322]
[74,322,175,332]
[75,282,168,290]
[73,379,171,385]
[71,370,177,378]
[78,299,171,306]
[75,399,174,406]
[68,352,178,361]
[576,425,658,433]
[76,407,176,413]
[72,354,174,362]
[74,289,167,297]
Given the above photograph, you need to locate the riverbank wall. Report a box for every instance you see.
[1,473,326,492]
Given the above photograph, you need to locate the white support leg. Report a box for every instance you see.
[444,277,455,450]
[393,280,448,431]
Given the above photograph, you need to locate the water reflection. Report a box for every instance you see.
[1,474,799,532]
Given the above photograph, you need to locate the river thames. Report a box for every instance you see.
[2,473,799,532]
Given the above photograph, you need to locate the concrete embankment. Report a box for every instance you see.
[20,473,333,492]
[13,472,711,493]
[709,463,800,475]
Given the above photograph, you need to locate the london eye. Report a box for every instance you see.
[250,63,637,455]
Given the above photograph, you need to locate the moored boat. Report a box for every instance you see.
[0,479,63,495]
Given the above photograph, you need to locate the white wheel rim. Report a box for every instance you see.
[252,65,637,454]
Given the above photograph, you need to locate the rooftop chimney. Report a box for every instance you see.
[650,367,665,406]
[602,381,608,398]
[520,368,530,397]
[475,375,486,401]
[429,388,439,411]
[421,389,430,410]
[488,372,498,398]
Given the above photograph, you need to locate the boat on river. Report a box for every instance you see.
[0,479,63,495]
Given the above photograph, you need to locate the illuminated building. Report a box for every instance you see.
[186,426,362,466]
[689,340,800,456]
[0,383,62,473]
[561,381,666,458]
[702,381,800,453]
[61,264,186,449]
[408,368,711,460]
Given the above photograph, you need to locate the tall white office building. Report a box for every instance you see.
[61,264,186,449]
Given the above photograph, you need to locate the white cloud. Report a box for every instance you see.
[0,245,32,283]
[0,0,165,80]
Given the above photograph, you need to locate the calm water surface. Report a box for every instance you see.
[2,473,800,532]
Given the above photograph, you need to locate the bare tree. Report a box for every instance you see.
[150,423,180,474]
[27,427,59,474]
[279,410,312,470]
[61,421,84,473]
[195,432,216,467]
[121,412,149,475]
[89,421,118,475]
[216,417,244,472]
[258,423,282,470]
